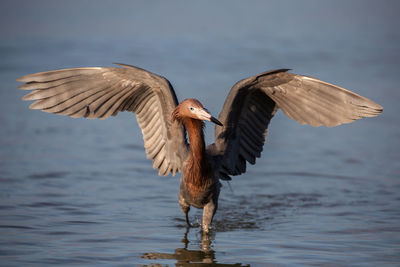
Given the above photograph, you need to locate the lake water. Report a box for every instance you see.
[1,1,399,266]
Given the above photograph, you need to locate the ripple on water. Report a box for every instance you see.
[27,171,70,180]
[0,225,36,230]
[172,192,324,232]
[24,201,66,208]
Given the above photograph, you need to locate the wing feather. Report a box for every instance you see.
[266,75,382,127]
[17,68,104,82]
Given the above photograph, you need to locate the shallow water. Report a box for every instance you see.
[1,1,400,266]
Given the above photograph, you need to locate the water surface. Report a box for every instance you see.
[1,1,399,266]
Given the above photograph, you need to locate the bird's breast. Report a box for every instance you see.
[179,177,220,209]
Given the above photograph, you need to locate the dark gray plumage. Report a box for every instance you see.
[211,69,382,178]
[17,64,382,232]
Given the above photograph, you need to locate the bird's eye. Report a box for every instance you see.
[189,107,194,111]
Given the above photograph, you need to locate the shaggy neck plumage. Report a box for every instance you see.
[182,118,211,193]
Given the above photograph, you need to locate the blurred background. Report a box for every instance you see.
[1,0,399,266]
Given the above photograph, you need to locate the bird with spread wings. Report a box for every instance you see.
[17,63,382,232]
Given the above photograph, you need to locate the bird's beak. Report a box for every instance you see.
[210,116,223,126]
[196,108,223,126]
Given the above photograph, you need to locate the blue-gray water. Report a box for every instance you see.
[1,1,399,266]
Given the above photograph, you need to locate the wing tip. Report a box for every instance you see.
[371,103,383,114]
[21,92,36,101]
[28,101,44,110]
[256,68,292,78]
[113,62,129,68]
[16,75,31,83]
[113,62,147,72]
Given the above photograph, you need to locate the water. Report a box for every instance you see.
[1,1,400,266]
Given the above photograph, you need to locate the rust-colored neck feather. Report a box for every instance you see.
[181,117,212,196]
[172,102,213,197]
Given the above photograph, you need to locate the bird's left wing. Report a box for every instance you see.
[17,63,188,176]
[209,69,382,178]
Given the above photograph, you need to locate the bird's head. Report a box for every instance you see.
[172,98,223,126]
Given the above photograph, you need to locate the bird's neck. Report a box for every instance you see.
[186,119,206,161]
[182,118,212,193]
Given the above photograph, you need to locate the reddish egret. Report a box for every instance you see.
[17,63,382,232]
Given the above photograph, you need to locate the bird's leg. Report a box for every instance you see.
[202,198,218,233]
[179,196,191,227]
[184,206,191,227]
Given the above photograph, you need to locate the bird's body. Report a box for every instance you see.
[17,64,382,232]
[172,99,223,229]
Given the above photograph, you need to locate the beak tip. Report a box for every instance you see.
[211,117,223,126]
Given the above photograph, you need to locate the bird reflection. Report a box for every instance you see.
[141,229,248,266]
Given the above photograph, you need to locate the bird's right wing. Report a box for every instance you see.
[17,63,188,176]
[211,69,382,178]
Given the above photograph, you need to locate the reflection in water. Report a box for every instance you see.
[142,229,249,266]
[141,191,323,265]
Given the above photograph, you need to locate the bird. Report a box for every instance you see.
[17,63,382,232]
